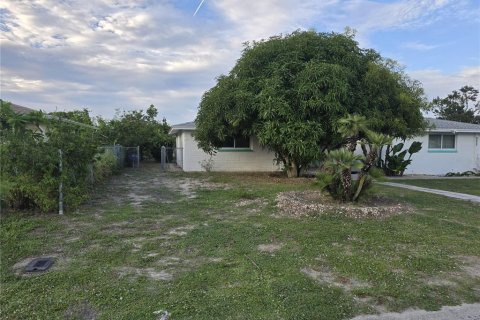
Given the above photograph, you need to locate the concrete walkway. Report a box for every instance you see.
[351,303,480,320]
[379,182,480,203]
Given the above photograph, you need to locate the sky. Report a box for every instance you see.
[1,0,479,124]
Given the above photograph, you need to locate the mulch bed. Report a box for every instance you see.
[276,190,413,219]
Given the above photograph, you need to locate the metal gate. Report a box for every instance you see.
[160,146,183,171]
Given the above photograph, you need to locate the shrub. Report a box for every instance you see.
[379,141,422,176]
[93,150,118,183]
[317,117,392,202]
[1,101,101,213]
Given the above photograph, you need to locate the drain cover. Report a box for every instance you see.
[24,257,54,272]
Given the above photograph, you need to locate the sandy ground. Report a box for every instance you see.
[351,303,480,320]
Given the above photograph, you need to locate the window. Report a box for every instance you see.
[220,135,250,149]
[428,134,455,149]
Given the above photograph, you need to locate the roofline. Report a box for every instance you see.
[428,128,480,133]
[169,127,196,135]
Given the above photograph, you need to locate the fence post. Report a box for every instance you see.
[137,146,140,168]
[58,149,64,215]
[161,146,166,171]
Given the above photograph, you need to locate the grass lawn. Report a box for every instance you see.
[391,178,480,197]
[1,163,479,319]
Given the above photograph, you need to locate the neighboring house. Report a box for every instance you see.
[8,102,97,133]
[169,121,281,172]
[10,103,48,134]
[171,118,480,175]
[401,118,480,175]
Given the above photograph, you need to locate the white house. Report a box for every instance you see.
[169,118,480,175]
[401,118,480,175]
[169,121,280,172]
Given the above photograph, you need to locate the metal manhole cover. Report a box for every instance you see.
[24,257,54,272]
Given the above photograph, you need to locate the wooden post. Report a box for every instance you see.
[58,149,64,215]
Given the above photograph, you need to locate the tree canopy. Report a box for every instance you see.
[430,85,480,124]
[195,30,427,176]
[98,105,174,160]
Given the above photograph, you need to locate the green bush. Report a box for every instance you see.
[379,141,422,176]
[93,150,118,183]
[317,119,392,202]
[1,101,101,213]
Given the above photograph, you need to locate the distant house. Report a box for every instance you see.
[401,118,480,175]
[6,102,97,133]
[169,121,280,172]
[9,103,48,134]
[169,118,480,175]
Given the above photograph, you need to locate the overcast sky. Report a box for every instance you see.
[1,0,479,124]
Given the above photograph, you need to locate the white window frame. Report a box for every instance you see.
[428,133,456,150]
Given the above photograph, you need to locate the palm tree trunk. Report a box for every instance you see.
[341,169,352,201]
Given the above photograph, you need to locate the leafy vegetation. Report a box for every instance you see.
[195,30,427,177]
[445,171,480,177]
[98,105,174,161]
[430,85,480,124]
[0,101,106,213]
[1,165,479,319]
[379,141,422,176]
[317,117,392,202]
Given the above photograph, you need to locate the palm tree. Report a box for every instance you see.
[323,148,364,201]
[352,132,392,201]
[337,114,368,152]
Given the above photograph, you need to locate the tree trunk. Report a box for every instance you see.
[286,160,302,178]
[341,169,352,201]
[353,150,379,201]
[286,165,297,178]
[345,137,357,153]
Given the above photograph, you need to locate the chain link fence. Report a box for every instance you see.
[101,145,140,169]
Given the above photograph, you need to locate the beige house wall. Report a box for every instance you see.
[178,131,281,172]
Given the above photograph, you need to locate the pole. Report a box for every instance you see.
[58,149,64,215]
[161,146,166,171]
[137,146,140,168]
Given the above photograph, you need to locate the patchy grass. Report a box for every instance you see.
[392,178,480,196]
[1,164,479,319]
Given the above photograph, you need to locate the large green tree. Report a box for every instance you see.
[431,85,480,124]
[195,30,427,177]
[98,105,174,160]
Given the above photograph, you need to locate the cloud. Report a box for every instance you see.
[410,66,480,99]
[328,0,456,32]
[403,41,439,51]
[0,0,479,124]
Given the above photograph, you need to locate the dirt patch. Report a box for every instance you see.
[276,191,412,219]
[457,255,480,278]
[167,224,196,236]
[235,198,268,207]
[64,300,98,320]
[351,303,480,320]
[117,267,173,281]
[156,256,182,266]
[301,266,370,292]
[83,162,230,211]
[257,243,283,253]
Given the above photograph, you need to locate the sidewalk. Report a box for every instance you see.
[379,182,480,203]
[351,303,480,320]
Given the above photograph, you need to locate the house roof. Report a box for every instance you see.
[5,102,97,130]
[169,121,196,134]
[426,118,480,132]
[10,103,38,114]
[169,118,480,135]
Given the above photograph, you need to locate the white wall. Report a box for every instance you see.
[178,131,281,172]
[175,135,183,167]
[401,133,479,175]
